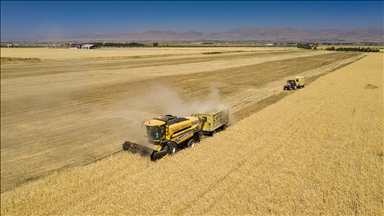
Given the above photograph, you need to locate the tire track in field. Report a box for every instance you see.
[0,51,296,78]
[174,104,310,214]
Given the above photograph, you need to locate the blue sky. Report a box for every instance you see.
[1,1,383,40]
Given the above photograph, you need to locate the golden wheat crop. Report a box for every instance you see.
[0,47,296,61]
[2,47,361,194]
[1,52,382,215]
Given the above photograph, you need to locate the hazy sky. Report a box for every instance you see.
[1,1,383,40]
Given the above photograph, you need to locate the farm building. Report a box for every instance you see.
[82,44,99,49]
[69,43,100,49]
[69,43,82,49]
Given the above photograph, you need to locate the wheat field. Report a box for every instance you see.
[1,48,382,215]
[0,46,297,60]
[2,47,363,194]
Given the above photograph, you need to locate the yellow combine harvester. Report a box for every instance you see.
[122,109,229,161]
[123,115,201,161]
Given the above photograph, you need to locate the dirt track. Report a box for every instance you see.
[1,48,363,193]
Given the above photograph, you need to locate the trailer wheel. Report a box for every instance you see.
[167,142,178,155]
[211,130,216,136]
[187,139,195,148]
[122,141,131,150]
[222,124,228,130]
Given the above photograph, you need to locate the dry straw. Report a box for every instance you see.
[1,50,382,215]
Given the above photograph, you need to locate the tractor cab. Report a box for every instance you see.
[283,80,297,91]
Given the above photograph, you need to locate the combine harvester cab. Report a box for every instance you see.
[123,115,201,161]
[196,108,229,136]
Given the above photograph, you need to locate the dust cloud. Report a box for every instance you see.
[94,85,231,143]
[146,84,230,117]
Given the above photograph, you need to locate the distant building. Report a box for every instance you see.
[70,43,82,49]
[265,43,277,46]
[69,43,100,49]
[7,44,19,47]
[82,44,97,49]
[287,42,296,46]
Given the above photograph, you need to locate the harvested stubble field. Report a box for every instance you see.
[1,47,382,215]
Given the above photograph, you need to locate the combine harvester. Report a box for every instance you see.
[122,109,229,161]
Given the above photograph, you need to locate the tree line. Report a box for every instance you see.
[325,46,380,52]
[297,43,318,49]
[297,43,381,52]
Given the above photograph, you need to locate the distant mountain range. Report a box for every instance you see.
[64,28,383,43]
